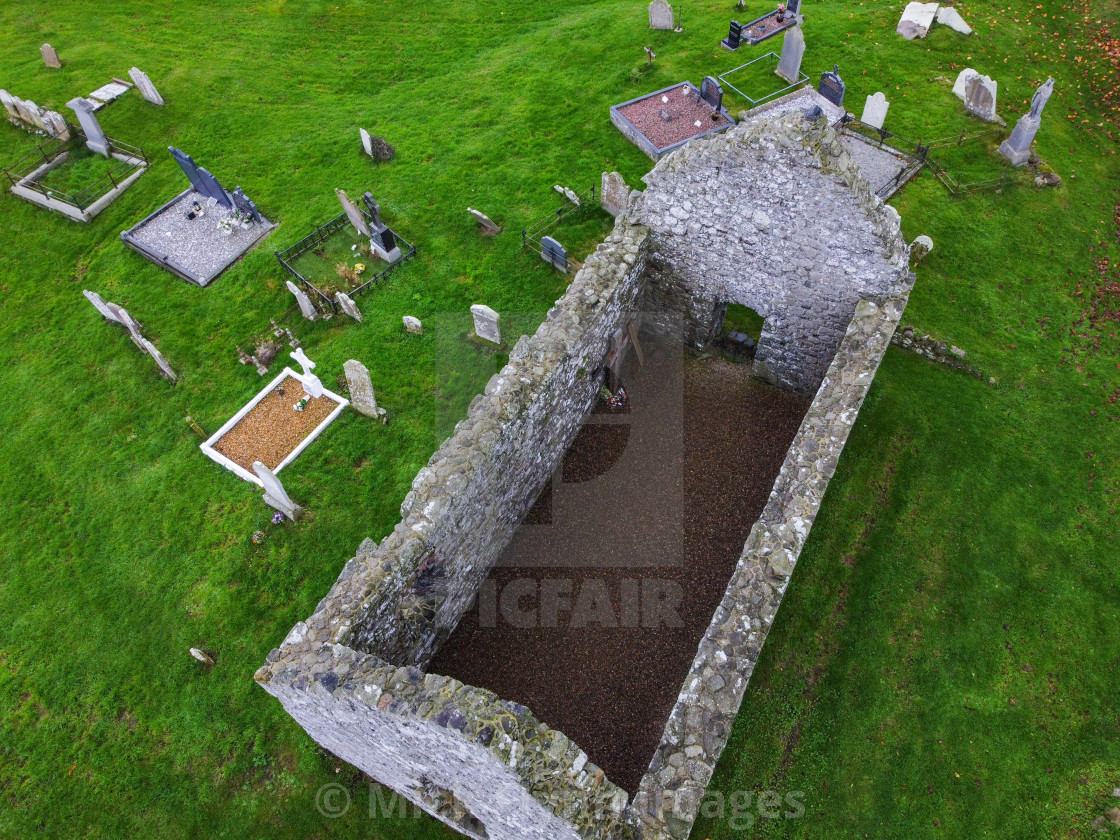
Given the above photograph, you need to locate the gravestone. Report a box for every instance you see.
[470,304,501,345]
[128,67,164,105]
[896,1,939,39]
[861,92,890,129]
[336,290,363,322]
[336,188,370,236]
[230,187,263,223]
[41,43,61,68]
[0,90,18,119]
[999,77,1054,165]
[344,359,387,420]
[83,290,121,322]
[649,0,674,30]
[189,648,214,666]
[554,184,580,206]
[286,280,319,321]
[66,98,111,156]
[139,336,178,381]
[104,302,143,337]
[786,0,801,13]
[600,171,629,218]
[169,147,232,207]
[290,349,325,399]
[22,100,46,130]
[468,207,502,234]
[935,6,972,34]
[403,315,423,335]
[775,27,806,84]
[700,76,724,112]
[360,128,373,157]
[721,20,743,50]
[359,192,401,261]
[818,65,846,107]
[41,110,69,140]
[253,461,303,520]
[909,234,934,261]
[541,236,567,271]
[87,81,132,108]
[962,73,999,122]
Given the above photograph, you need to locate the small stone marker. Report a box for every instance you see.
[41,43,61,68]
[554,184,580,207]
[66,98,111,157]
[818,65,846,107]
[909,235,934,261]
[649,0,674,30]
[935,6,972,34]
[128,67,164,105]
[600,171,629,218]
[253,461,303,520]
[541,236,568,271]
[290,348,325,399]
[344,359,387,421]
[286,280,319,321]
[360,128,373,157]
[189,648,215,666]
[468,207,502,234]
[335,291,363,322]
[861,92,890,129]
[336,188,370,237]
[775,26,806,84]
[403,315,423,335]
[721,20,743,50]
[999,76,1054,166]
[896,2,939,39]
[700,76,724,112]
[960,72,1000,123]
[470,304,502,345]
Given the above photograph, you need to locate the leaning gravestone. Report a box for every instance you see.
[470,304,502,345]
[41,43,61,68]
[818,65,846,107]
[41,110,69,139]
[861,92,890,129]
[936,6,972,34]
[541,236,567,271]
[344,359,387,420]
[128,67,164,105]
[336,188,370,236]
[775,27,806,84]
[700,76,724,111]
[403,315,423,335]
[83,290,119,322]
[600,171,629,218]
[336,290,363,322]
[896,2,939,39]
[253,461,303,520]
[139,336,178,381]
[286,280,319,321]
[66,98,111,157]
[999,76,1053,165]
[962,72,999,122]
[360,128,373,157]
[468,207,502,234]
[649,0,674,30]
[169,147,232,207]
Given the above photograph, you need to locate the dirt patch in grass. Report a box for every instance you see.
[213,384,337,471]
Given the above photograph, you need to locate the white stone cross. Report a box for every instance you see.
[290,349,324,399]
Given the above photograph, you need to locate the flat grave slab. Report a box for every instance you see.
[611,81,733,161]
[839,131,921,199]
[87,79,133,110]
[200,367,349,486]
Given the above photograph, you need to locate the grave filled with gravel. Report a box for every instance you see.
[616,85,731,151]
[839,132,916,197]
[213,381,337,471]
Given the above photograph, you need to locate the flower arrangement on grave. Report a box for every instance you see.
[251,530,266,544]
[231,208,253,228]
[777,3,786,21]
[271,512,286,525]
[354,263,366,275]
[217,216,234,236]
[293,397,308,412]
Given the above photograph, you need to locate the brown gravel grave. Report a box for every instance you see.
[429,351,811,794]
[213,381,337,471]
[617,86,730,150]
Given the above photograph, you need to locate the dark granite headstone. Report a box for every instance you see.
[700,76,724,112]
[818,64,846,107]
[361,191,383,227]
[721,20,743,50]
[169,147,210,197]
[230,187,263,223]
[374,226,396,253]
[786,0,800,14]
[541,236,567,271]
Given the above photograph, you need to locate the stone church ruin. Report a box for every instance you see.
[255,111,914,840]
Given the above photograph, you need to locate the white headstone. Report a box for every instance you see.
[601,172,629,218]
[861,92,890,129]
[470,304,501,345]
[775,26,806,84]
[896,2,939,39]
[253,461,303,520]
[189,648,214,665]
[468,207,501,233]
[84,290,119,321]
[553,185,580,206]
[41,43,61,68]
[285,280,319,321]
[962,73,999,122]
[128,67,164,105]
[336,188,370,236]
[290,349,324,398]
[336,290,362,322]
[360,128,373,156]
[951,67,979,99]
[909,235,934,261]
[935,6,972,34]
[65,97,110,156]
[344,359,386,420]
[649,0,674,30]
[403,315,423,335]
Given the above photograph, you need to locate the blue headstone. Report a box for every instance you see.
[168,146,231,208]
[230,187,263,223]
[541,236,567,271]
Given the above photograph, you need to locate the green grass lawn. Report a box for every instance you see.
[0,0,1116,838]
[34,145,124,199]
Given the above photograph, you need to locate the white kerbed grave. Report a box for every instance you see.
[199,366,349,486]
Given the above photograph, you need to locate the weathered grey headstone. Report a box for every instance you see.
[471,304,502,345]
[139,336,178,381]
[336,290,362,322]
[104,302,143,337]
[962,72,999,122]
[336,188,370,236]
[128,67,164,105]
[344,359,386,420]
[649,0,674,30]
[600,171,629,218]
[41,43,61,68]
[775,27,806,84]
[230,187,263,223]
[541,236,567,271]
[41,110,69,139]
[290,349,325,399]
[896,2,939,39]
[403,315,423,335]
[699,76,724,112]
[83,290,119,321]
[87,81,131,108]
[861,92,890,129]
[360,128,373,157]
[818,65,846,107]
[286,280,319,321]
[189,648,214,665]
[253,461,303,520]
[468,207,502,234]
[0,90,18,119]
[909,234,934,261]
[553,184,580,206]
[999,76,1054,166]
[935,6,972,34]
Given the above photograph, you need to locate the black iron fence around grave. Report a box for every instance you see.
[275,207,416,316]
[2,128,148,211]
[521,184,598,273]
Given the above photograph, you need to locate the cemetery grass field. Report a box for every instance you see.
[0,0,1117,838]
